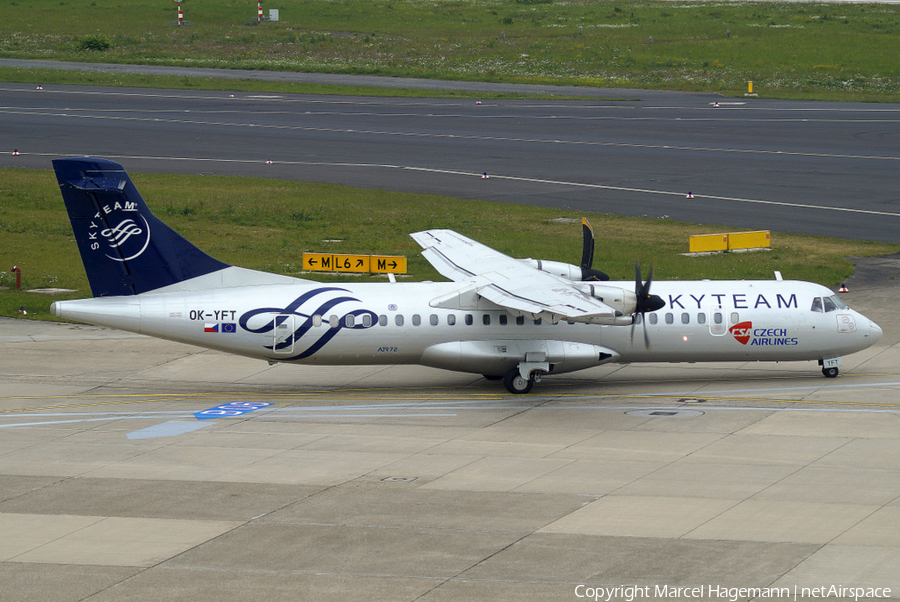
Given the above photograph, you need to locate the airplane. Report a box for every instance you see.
[49,157,883,394]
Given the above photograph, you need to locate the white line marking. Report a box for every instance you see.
[13,150,900,220]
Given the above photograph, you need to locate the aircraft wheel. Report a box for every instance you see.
[503,369,534,394]
[822,366,839,378]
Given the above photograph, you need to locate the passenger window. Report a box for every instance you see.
[731,312,740,324]
[665,313,674,325]
[379,314,388,326]
[430,314,439,326]
[345,314,355,327]
[713,312,723,325]
[634,313,642,325]
[534,318,542,325]
[395,315,404,327]
[648,313,657,325]
[312,314,322,327]
[823,297,837,312]
[412,314,421,326]
[516,316,525,326]
[483,314,491,326]
[697,312,706,325]
[465,314,473,326]
[330,314,339,329]
[681,312,690,324]
[811,297,824,313]
[447,314,456,326]
[499,314,508,326]
[362,314,372,327]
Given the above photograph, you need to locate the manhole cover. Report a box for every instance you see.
[380,476,419,483]
[626,409,704,418]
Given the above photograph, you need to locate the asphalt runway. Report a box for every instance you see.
[1,257,899,601]
[1,76,900,242]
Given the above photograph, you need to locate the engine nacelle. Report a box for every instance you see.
[519,258,583,281]
[574,283,637,316]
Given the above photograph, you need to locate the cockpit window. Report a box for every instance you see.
[813,295,849,313]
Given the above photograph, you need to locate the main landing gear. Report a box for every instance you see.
[503,369,535,394]
[822,366,839,378]
[501,353,550,394]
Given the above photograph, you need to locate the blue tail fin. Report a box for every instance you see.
[54,157,229,297]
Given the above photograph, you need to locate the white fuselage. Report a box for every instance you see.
[52,269,883,378]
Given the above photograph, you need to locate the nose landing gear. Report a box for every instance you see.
[819,357,842,378]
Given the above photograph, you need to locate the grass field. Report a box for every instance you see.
[2,167,897,321]
[1,0,899,101]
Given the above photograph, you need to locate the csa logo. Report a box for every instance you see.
[728,322,799,346]
[729,321,753,345]
[87,201,151,262]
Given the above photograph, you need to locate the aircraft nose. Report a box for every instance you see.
[868,318,883,343]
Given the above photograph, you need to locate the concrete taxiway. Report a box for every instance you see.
[1,258,899,601]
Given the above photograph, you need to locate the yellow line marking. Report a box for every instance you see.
[2,373,898,413]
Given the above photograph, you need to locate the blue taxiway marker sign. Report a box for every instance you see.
[194,401,273,420]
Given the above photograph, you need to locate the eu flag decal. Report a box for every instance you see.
[222,323,236,333]
[195,401,272,420]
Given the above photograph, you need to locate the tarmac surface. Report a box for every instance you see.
[1,256,899,601]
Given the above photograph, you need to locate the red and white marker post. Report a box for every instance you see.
[10,265,21,290]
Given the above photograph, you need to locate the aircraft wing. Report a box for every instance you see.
[411,229,619,322]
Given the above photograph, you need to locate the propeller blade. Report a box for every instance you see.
[634,262,664,314]
[643,316,652,351]
[635,260,642,292]
[581,218,595,270]
[633,261,663,349]
[579,218,609,281]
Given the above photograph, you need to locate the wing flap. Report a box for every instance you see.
[412,229,619,322]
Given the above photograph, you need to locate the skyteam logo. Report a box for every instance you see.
[239,287,378,361]
[729,321,798,346]
[87,200,151,262]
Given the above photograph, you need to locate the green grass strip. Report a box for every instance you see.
[1,0,899,101]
